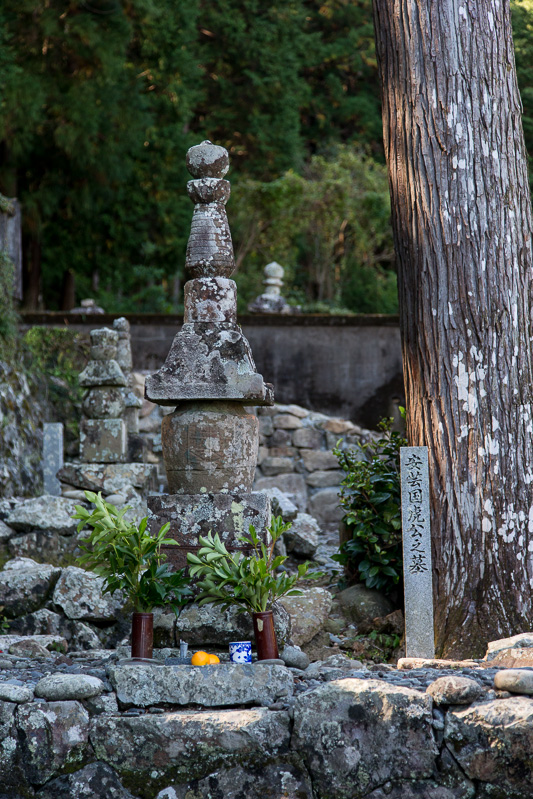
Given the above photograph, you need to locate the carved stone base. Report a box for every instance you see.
[147,491,270,572]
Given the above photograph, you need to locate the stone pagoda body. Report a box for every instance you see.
[145,141,273,568]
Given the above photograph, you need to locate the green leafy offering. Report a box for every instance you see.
[187,516,322,615]
[333,418,407,594]
[74,491,192,615]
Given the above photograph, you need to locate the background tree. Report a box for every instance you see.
[373,0,533,656]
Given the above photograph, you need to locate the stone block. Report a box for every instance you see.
[0,561,61,618]
[322,418,357,434]
[147,492,270,572]
[308,487,344,526]
[275,404,309,418]
[301,450,339,472]
[254,474,308,511]
[292,427,325,449]
[79,419,127,463]
[108,662,293,708]
[273,414,303,430]
[254,487,298,521]
[270,428,292,446]
[35,674,104,701]
[261,456,294,476]
[0,634,67,654]
[90,707,290,794]
[43,423,63,496]
[283,512,320,557]
[7,495,80,535]
[279,587,332,646]
[292,679,436,799]
[59,462,158,495]
[305,469,344,488]
[258,415,274,436]
[53,566,125,622]
[8,529,78,562]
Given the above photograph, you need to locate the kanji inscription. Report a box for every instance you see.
[400,446,435,658]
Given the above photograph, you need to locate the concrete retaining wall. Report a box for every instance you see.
[20,313,404,428]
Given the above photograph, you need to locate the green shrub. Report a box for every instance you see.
[333,418,406,595]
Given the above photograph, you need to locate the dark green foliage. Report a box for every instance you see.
[333,419,406,595]
[22,326,89,448]
[0,0,390,313]
[0,249,18,361]
[512,0,533,190]
[187,516,322,614]
[231,146,396,312]
[74,491,192,614]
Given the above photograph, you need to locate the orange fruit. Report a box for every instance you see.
[191,650,210,666]
[207,654,220,664]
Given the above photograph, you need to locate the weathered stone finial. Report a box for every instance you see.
[185,141,234,279]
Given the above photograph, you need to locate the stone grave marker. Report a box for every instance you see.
[42,423,64,496]
[400,446,435,658]
[0,196,22,300]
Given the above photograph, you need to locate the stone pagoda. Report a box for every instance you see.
[145,141,274,569]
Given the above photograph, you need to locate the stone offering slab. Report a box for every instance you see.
[107,662,293,708]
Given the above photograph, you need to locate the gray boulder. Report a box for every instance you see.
[445,696,533,797]
[90,707,290,794]
[427,676,483,705]
[485,632,533,661]
[280,645,310,670]
[280,587,332,646]
[53,566,125,622]
[256,487,298,521]
[284,512,320,557]
[157,764,313,799]
[292,679,436,799]
[0,560,61,617]
[176,602,290,649]
[36,762,137,799]
[17,700,90,784]
[7,496,80,535]
[35,674,105,701]
[307,487,344,530]
[337,584,395,624]
[0,520,14,543]
[494,669,533,695]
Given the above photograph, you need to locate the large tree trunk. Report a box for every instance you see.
[373,0,533,657]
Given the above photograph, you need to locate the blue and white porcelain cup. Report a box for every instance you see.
[229,641,252,663]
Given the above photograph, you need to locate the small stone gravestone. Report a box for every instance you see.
[42,423,64,496]
[400,446,435,658]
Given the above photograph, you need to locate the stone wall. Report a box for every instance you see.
[20,313,404,428]
[0,362,49,498]
[0,654,531,798]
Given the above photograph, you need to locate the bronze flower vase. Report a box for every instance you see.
[252,610,279,660]
[131,612,153,660]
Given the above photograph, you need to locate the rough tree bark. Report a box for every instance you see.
[373,0,533,656]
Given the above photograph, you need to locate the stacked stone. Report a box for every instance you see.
[145,141,274,569]
[78,328,127,463]
[113,317,145,462]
